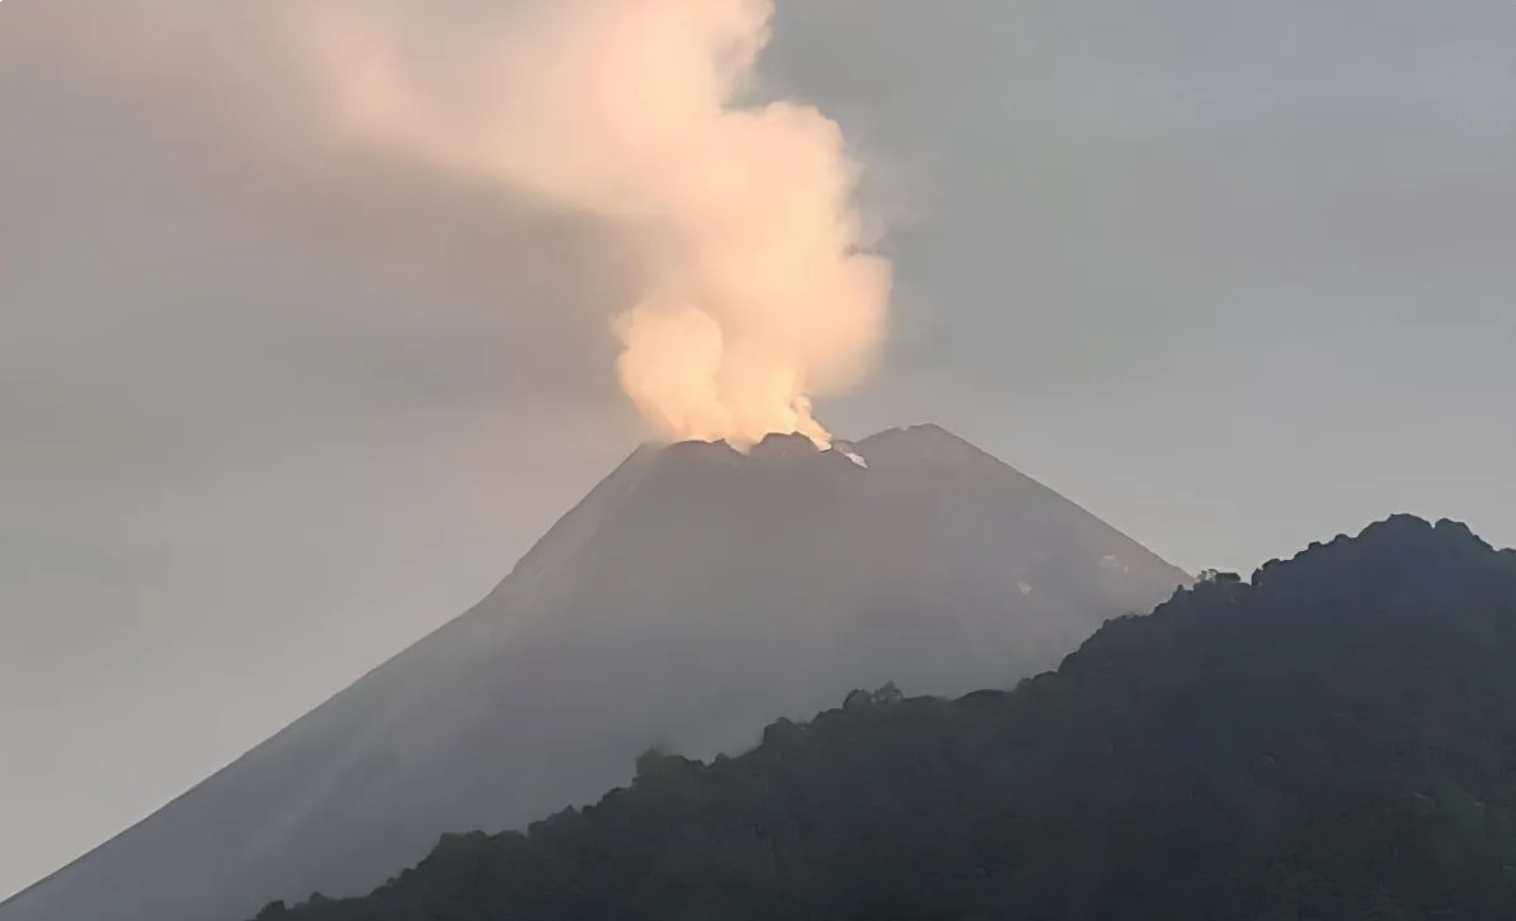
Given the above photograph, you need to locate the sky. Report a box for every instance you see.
[3,0,1515,901]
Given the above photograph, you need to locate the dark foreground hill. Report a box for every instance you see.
[0,425,1186,921]
[259,515,1516,921]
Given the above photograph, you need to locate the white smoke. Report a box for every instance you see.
[290,0,893,447]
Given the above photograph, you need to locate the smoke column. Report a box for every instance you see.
[294,0,892,448]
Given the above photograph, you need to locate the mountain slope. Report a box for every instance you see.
[0,424,1186,921]
[257,515,1516,921]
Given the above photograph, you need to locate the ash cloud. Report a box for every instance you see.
[8,0,894,448]
[292,0,892,447]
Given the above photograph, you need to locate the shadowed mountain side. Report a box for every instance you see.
[261,515,1516,921]
[0,424,1187,921]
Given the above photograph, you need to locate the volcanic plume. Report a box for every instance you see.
[294,0,892,447]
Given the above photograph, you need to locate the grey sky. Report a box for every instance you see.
[3,0,1514,901]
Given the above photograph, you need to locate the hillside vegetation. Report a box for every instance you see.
[255,515,1516,921]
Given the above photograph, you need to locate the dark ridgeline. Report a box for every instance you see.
[0,425,1186,921]
[257,515,1516,921]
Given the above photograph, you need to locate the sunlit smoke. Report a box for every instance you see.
[292,0,892,448]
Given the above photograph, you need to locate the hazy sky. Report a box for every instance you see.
[3,0,1515,900]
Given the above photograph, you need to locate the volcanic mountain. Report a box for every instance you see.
[2,424,1188,921]
[262,516,1516,921]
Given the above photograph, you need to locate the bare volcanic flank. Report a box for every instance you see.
[1,425,1187,921]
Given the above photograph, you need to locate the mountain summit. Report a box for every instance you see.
[1,424,1188,921]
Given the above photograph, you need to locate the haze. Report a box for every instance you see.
[2,0,1515,902]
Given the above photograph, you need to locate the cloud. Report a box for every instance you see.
[6,0,893,448]
[290,0,891,446]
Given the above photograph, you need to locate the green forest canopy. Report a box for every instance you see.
[255,515,1516,921]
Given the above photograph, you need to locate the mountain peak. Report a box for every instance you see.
[655,437,745,465]
[1,422,1190,921]
[750,431,825,459]
[646,424,986,473]
[1329,514,1491,553]
[1250,514,1500,586]
[859,422,977,450]
[1181,516,1515,631]
[848,423,998,472]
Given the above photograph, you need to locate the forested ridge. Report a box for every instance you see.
[254,515,1516,920]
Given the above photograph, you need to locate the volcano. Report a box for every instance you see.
[2,424,1188,921]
